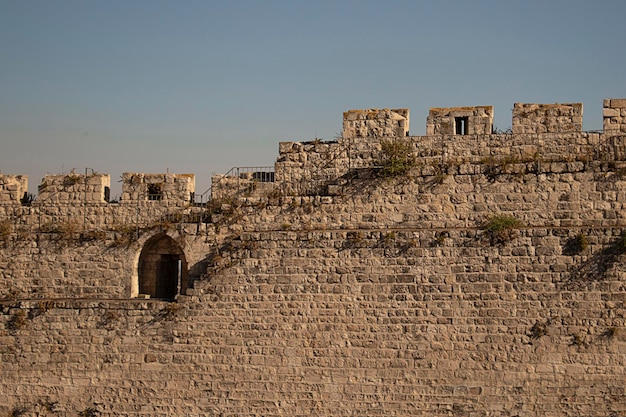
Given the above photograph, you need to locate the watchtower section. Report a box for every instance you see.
[512,102,583,134]
[0,175,28,205]
[342,108,409,139]
[121,173,195,205]
[426,106,493,135]
[603,98,626,134]
[37,172,110,204]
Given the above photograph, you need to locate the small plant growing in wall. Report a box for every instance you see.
[111,224,138,247]
[158,302,182,321]
[602,327,619,340]
[37,180,48,192]
[6,288,19,300]
[432,230,449,247]
[39,221,80,242]
[575,233,589,251]
[431,162,448,185]
[378,139,416,178]
[79,406,99,417]
[58,221,79,241]
[481,154,521,182]
[570,333,589,347]
[19,192,35,206]
[482,215,523,245]
[62,173,82,187]
[564,233,590,255]
[345,231,366,249]
[79,229,107,243]
[492,125,513,134]
[528,320,548,340]
[0,220,12,241]
[97,311,121,329]
[379,231,397,249]
[38,400,58,413]
[8,405,28,417]
[8,309,27,331]
[28,300,54,319]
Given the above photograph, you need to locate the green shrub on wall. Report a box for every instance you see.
[378,139,416,178]
[482,214,523,245]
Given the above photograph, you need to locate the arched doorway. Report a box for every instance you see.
[138,234,188,299]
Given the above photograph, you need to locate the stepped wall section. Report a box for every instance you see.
[0,100,625,416]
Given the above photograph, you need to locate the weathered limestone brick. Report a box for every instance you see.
[426,105,493,135]
[1,99,626,416]
[603,98,626,134]
[0,174,27,204]
[211,169,275,201]
[121,172,195,204]
[342,108,409,139]
[37,172,110,204]
[512,102,583,134]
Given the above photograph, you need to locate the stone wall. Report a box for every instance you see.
[38,172,110,204]
[1,204,625,415]
[512,102,583,134]
[426,106,493,135]
[0,174,28,204]
[211,169,275,201]
[274,140,345,196]
[604,98,626,134]
[0,171,203,301]
[342,108,410,139]
[274,131,617,198]
[1,100,626,416]
[121,173,195,205]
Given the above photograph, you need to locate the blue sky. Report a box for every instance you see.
[1,0,625,197]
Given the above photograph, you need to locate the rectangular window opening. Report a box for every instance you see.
[455,117,469,135]
[147,183,163,201]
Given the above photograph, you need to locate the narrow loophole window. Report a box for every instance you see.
[455,117,468,135]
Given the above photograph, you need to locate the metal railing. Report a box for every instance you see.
[194,166,274,207]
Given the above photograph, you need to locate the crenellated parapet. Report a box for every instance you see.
[37,172,111,204]
[512,102,583,134]
[342,108,409,139]
[0,174,28,204]
[2,98,626,220]
[3,98,626,417]
[120,173,195,205]
[426,105,493,135]
[603,98,626,134]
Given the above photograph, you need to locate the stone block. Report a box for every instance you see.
[603,108,619,117]
[610,98,626,108]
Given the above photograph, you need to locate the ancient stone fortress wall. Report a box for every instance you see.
[1,100,626,416]
[426,106,493,135]
[512,103,583,134]
[119,172,195,204]
[0,172,198,300]
[342,108,410,138]
[604,98,626,133]
[0,175,28,204]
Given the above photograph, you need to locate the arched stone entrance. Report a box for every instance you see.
[138,234,188,299]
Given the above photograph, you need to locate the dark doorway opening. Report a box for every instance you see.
[138,234,188,299]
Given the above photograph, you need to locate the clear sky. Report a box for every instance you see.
[2,0,626,198]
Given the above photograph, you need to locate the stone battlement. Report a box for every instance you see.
[1,98,626,416]
[1,99,624,209]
